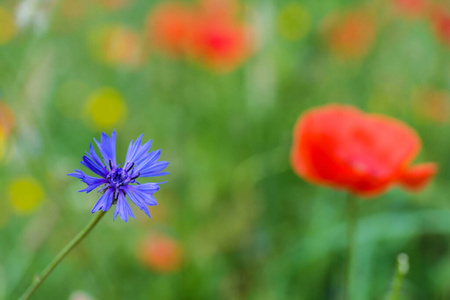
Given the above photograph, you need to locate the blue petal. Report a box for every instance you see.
[84,143,107,176]
[133,139,153,164]
[126,188,151,218]
[91,189,114,213]
[114,191,135,222]
[67,170,84,179]
[125,134,144,165]
[81,156,107,177]
[127,183,160,206]
[134,149,161,173]
[94,130,117,169]
[68,170,107,193]
[140,161,170,177]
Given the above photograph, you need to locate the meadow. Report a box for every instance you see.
[0,0,449,299]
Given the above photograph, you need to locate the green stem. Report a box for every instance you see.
[18,210,107,300]
[345,194,358,300]
[387,253,409,300]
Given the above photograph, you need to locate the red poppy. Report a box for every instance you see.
[429,5,450,46]
[187,0,252,72]
[390,0,428,18]
[146,2,193,57]
[188,19,251,71]
[197,0,239,21]
[290,105,437,197]
[414,89,450,123]
[322,9,377,60]
[138,234,183,273]
[0,102,15,137]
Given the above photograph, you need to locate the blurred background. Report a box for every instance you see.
[0,0,449,299]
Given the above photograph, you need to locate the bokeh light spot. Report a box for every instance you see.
[138,234,183,273]
[9,176,45,215]
[89,25,143,67]
[0,7,16,45]
[277,3,311,41]
[84,87,127,129]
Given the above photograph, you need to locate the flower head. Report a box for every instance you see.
[429,5,450,46]
[146,2,194,57]
[390,0,428,19]
[188,16,252,72]
[188,0,252,72]
[322,9,377,60]
[138,233,183,272]
[68,130,169,221]
[290,104,437,197]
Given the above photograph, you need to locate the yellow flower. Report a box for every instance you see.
[9,176,45,215]
[84,87,127,129]
[0,7,16,45]
[277,3,311,41]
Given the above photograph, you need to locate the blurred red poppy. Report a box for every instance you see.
[188,17,251,72]
[145,0,252,71]
[414,89,450,123]
[186,0,252,72]
[429,5,450,46]
[390,0,428,18]
[146,2,193,57]
[322,9,377,60]
[138,234,183,273]
[290,105,437,197]
[197,0,239,21]
[0,102,15,136]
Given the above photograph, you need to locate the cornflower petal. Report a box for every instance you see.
[85,143,108,176]
[114,191,135,222]
[91,189,114,213]
[134,149,161,173]
[68,170,107,193]
[140,161,170,177]
[128,183,160,206]
[81,155,108,177]
[94,130,117,168]
[133,140,153,165]
[127,189,152,217]
[125,134,144,165]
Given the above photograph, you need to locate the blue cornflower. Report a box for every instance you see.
[68,130,169,222]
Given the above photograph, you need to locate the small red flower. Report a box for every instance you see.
[188,19,251,71]
[390,0,428,18]
[414,89,450,123]
[322,9,377,60]
[197,0,239,21]
[146,2,193,57]
[0,102,15,137]
[429,5,450,46]
[290,105,437,197]
[138,234,183,273]
[187,0,252,72]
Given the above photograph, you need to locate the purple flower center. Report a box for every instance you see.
[106,162,139,190]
